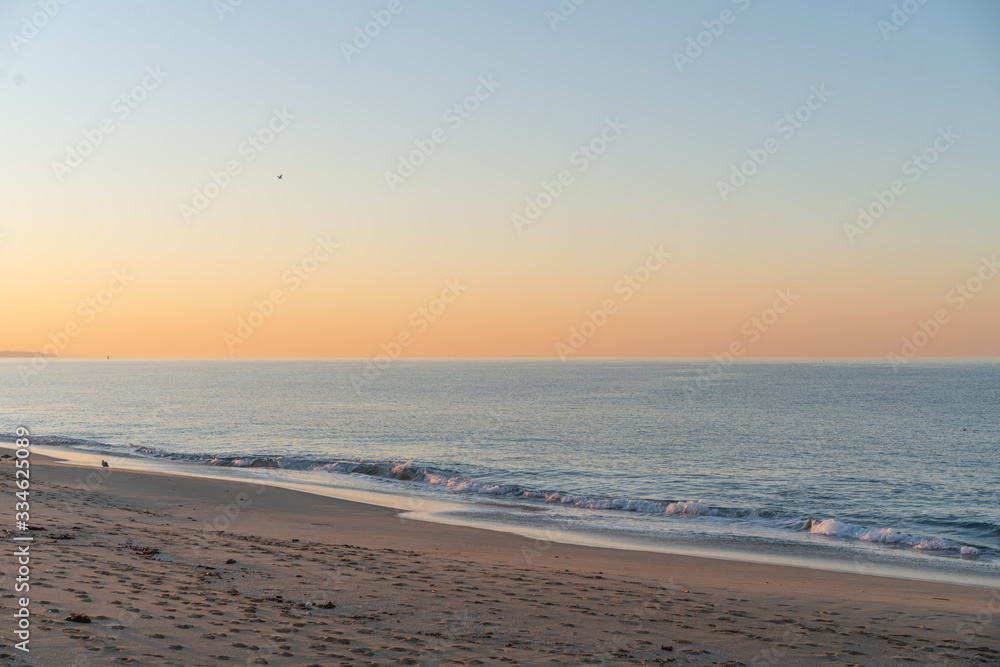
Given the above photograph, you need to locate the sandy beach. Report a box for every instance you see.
[1,454,997,666]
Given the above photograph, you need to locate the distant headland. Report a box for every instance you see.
[0,351,57,358]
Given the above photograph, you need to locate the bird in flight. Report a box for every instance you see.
[277,174,283,179]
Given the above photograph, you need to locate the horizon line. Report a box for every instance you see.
[4,356,999,362]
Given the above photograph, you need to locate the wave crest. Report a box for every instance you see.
[6,434,987,558]
[803,519,980,557]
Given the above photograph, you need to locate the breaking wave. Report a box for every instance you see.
[800,518,980,556]
[4,433,987,558]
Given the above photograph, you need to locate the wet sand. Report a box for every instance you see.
[1,454,997,666]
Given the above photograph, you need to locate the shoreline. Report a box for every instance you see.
[7,441,996,591]
[1,453,997,665]
[6,441,998,590]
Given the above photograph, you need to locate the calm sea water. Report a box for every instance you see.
[2,359,998,585]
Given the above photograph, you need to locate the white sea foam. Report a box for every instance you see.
[10,432,988,561]
[664,500,717,516]
[255,460,990,557]
[424,472,511,495]
[806,518,978,554]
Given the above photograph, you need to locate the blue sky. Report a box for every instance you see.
[2,0,999,357]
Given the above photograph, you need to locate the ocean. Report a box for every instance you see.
[2,359,998,586]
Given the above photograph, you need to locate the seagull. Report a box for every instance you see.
[277,174,283,179]
[101,460,109,468]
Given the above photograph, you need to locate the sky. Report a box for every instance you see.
[2,0,998,359]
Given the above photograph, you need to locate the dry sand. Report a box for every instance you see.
[1,454,998,666]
